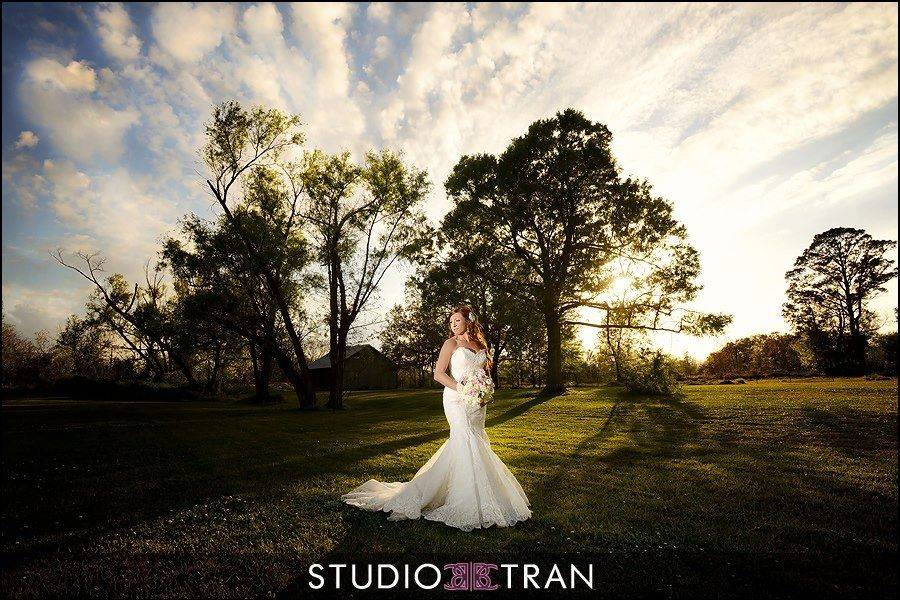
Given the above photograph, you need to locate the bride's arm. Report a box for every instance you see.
[433,339,458,391]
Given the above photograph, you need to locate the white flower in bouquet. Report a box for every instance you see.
[457,369,495,409]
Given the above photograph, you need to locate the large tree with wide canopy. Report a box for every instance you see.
[440,108,730,393]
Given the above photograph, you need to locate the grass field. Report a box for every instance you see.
[1,378,897,598]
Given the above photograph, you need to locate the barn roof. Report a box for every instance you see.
[308,344,386,369]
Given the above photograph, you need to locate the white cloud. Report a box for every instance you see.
[20,57,140,164]
[286,3,365,150]
[25,58,97,91]
[87,168,179,262]
[151,2,235,64]
[367,2,391,24]
[17,159,179,270]
[96,2,142,62]
[2,152,43,210]
[372,35,391,61]
[290,3,353,97]
[14,131,39,149]
[226,4,313,115]
[2,282,89,339]
[22,94,138,164]
[372,2,573,220]
[41,159,92,224]
[718,128,899,228]
[242,1,283,42]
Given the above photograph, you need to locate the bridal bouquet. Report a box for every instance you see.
[457,370,495,409]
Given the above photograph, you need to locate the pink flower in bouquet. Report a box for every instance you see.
[457,370,495,409]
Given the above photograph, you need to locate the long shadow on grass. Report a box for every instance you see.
[796,406,897,460]
[535,391,709,515]
[334,389,558,472]
[533,391,897,557]
[536,393,635,501]
[485,391,557,429]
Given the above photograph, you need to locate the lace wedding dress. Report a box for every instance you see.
[341,346,532,532]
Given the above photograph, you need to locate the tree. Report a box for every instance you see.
[379,284,447,387]
[867,331,898,376]
[2,319,55,389]
[783,227,897,375]
[498,316,547,388]
[672,352,701,380]
[561,325,597,386]
[414,249,536,388]
[442,108,730,393]
[596,299,648,384]
[702,333,806,378]
[299,149,429,409]
[620,349,680,396]
[53,252,201,388]
[201,101,320,408]
[162,165,319,402]
[55,315,110,379]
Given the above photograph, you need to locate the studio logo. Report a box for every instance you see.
[306,561,596,591]
[443,562,500,591]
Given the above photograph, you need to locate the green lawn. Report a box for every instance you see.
[1,379,897,598]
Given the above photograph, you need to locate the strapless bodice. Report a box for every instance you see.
[450,346,487,381]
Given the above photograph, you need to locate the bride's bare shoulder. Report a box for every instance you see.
[441,337,458,352]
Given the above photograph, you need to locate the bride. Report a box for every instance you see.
[341,305,532,531]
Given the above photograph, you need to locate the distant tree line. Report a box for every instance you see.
[700,330,897,380]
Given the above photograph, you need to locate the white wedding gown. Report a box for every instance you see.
[341,346,532,532]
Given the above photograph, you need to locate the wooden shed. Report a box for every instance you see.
[308,344,399,390]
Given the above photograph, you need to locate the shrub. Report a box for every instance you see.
[50,377,201,401]
[866,332,898,376]
[621,351,681,396]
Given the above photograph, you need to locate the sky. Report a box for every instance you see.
[2,2,898,360]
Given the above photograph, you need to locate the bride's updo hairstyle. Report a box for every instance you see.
[448,305,493,372]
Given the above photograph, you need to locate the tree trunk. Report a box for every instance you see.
[490,358,500,388]
[543,305,564,394]
[847,333,867,375]
[212,189,316,407]
[325,238,349,410]
[327,325,349,409]
[148,347,167,383]
[530,356,537,387]
[261,341,274,399]
[250,342,272,401]
[604,315,623,383]
[205,341,223,397]
[265,274,316,408]
[250,342,261,394]
[256,315,276,401]
[490,339,504,389]
[273,345,316,409]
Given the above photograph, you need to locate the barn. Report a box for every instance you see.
[308,344,399,390]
